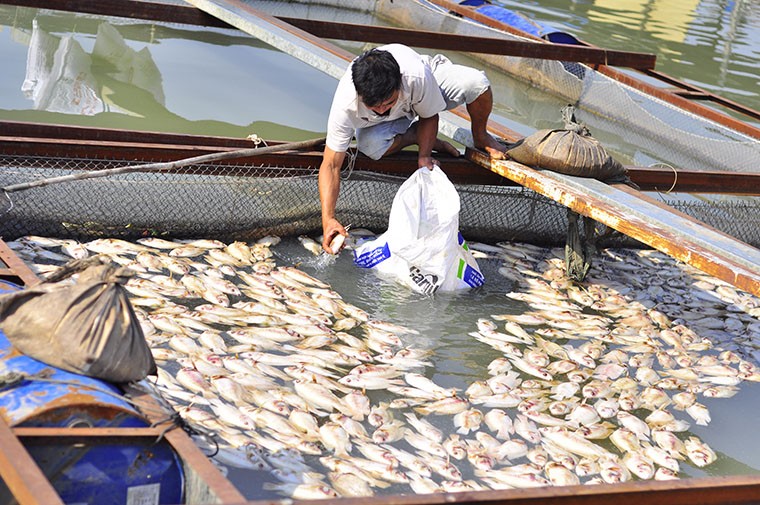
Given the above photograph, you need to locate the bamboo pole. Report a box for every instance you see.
[1,137,326,193]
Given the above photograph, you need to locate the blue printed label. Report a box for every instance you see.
[354,242,391,268]
[458,232,469,250]
[458,259,485,287]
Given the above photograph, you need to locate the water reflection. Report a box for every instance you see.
[21,19,164,116]
[494,0,760,115]
[589,0,700,43]
[1,6,334,138]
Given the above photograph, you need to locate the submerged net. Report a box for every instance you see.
[1,154,758,248]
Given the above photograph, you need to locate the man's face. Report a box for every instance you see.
[367,89,400,116]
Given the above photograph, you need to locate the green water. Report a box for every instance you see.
[1,1,757,143]
[0,5,333,140]
[492,0,760,116]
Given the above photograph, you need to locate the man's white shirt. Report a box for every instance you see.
[325,44,446,153]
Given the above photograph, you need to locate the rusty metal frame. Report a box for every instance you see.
[467,149,760,298]
[242,476,760,505]
[0,240,39,287]
[0,418,64,505]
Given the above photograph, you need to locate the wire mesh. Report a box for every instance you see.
[1,155,757,249]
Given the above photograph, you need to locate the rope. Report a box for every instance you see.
[649,162,679,195]
[0,190,12,217]
[246,133,269,148]
[342,143,358,180]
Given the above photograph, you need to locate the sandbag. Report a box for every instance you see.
[0,263,156,383]
[353,166,485,295]
[506,104,629,183]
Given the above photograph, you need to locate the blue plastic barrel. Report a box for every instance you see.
[462,0,582,44]
[0,281,184,504]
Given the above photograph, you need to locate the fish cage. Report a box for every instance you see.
[0,153,758,250]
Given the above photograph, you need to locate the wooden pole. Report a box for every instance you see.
[1,137,325,193]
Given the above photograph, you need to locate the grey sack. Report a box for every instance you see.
[0,263,156,383]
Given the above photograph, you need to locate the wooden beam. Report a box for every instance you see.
[280,18,656,69]
[0,240,40,287]
[0,418,64,505]
[14,426,165,438]
[123,385,246,504]
[7,0,230,28]
[7,0,655,67]
[240,475,760,505]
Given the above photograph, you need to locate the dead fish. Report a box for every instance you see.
[684,436,717,467]
[414,397,469,416]
[545,461,580,486]
[298,235,323,256]
[453,408,484,435]
[262,482,338,500]
[319,422,352,457]
[328,472,374,497]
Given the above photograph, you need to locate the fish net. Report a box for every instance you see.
[0,153,758,249]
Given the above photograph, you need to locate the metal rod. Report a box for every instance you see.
[1,137,326,193]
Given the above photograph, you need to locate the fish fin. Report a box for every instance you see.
[496,428,511,440]
[310,408,330,418]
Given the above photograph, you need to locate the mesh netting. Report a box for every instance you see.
[373,0,760,173]
[1,154,758,248]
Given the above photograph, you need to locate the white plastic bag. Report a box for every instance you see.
[353,166,484,295]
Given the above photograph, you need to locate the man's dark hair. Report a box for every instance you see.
[351,49,401,107]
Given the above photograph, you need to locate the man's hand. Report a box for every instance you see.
[418,155,440,170]
[319,146,347,253]
[322,218,347,254]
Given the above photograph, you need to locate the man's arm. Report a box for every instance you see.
[416,113,439,169]
[318,146,348,253]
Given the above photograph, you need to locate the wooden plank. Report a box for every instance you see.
[7,0,655,67]
[0,418,64,505]
[241,475,760,505]
[9,0,233,28]
[9,0,230,28]
[14,427,165,438]
[280,18,656,69]
[0,240,40,287]
[0,120,253,148]
[467,149,760,298]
